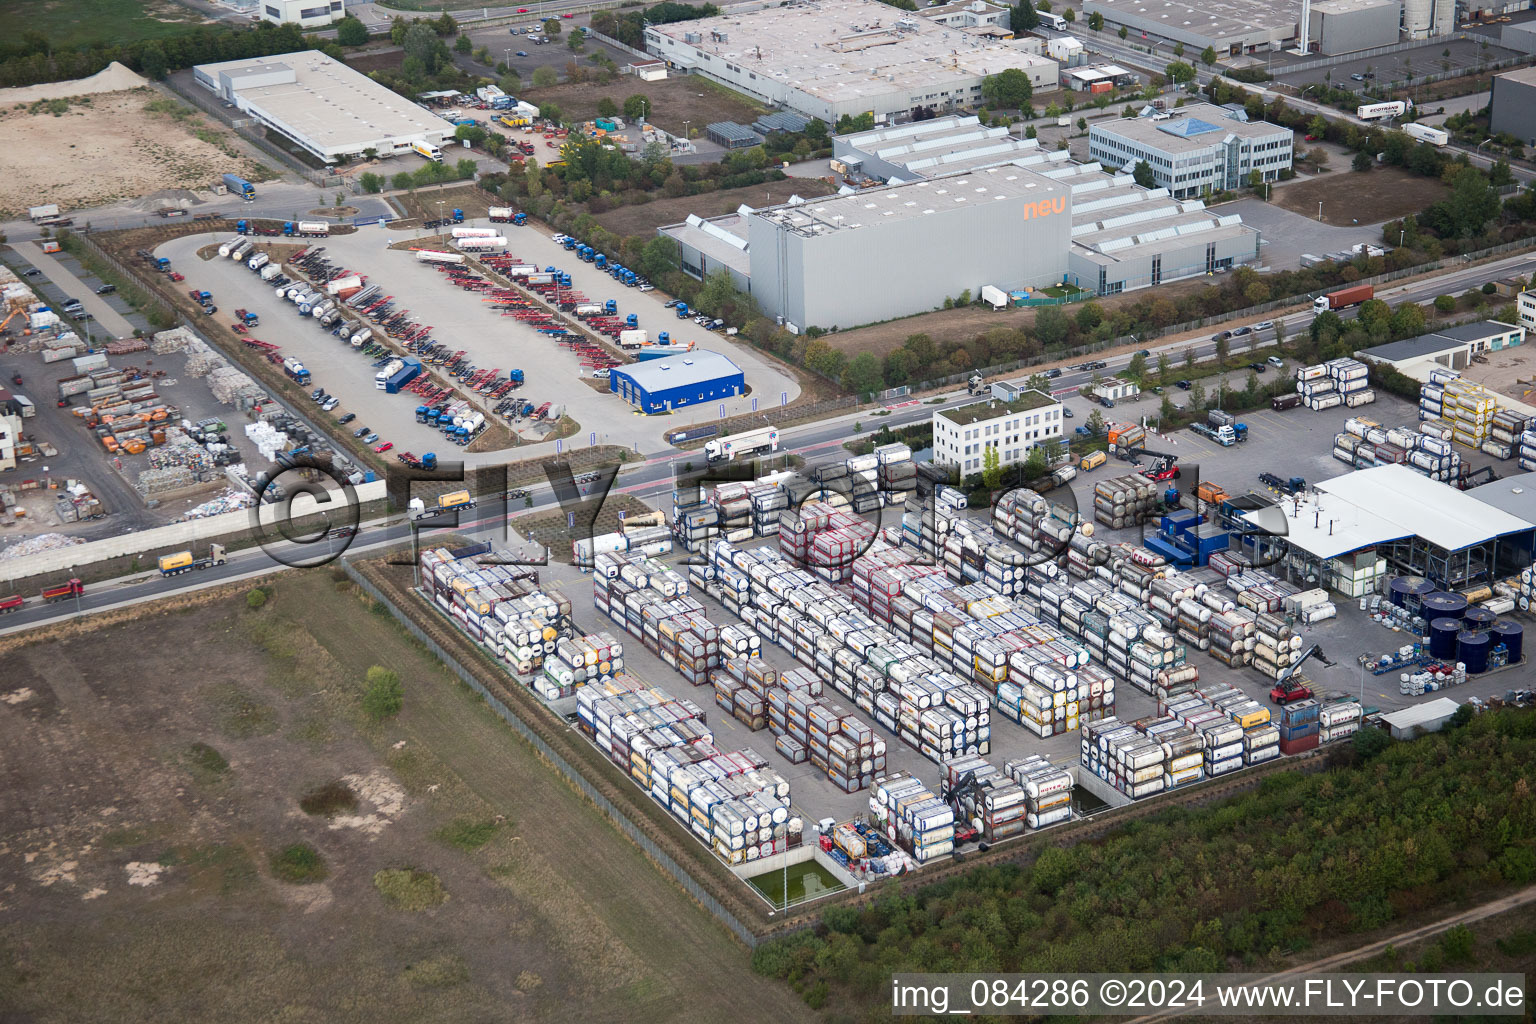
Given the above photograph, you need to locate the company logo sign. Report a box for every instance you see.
[1021,195,1067,220]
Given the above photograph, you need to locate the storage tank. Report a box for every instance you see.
[1428,617,1460,660]
[1421,592,1468,621]
[1491,619,1524,663]
[1457,629,1490,673]
[1463,605,1496,631]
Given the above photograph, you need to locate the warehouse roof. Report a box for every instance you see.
[612,350,744,391]
[936,390,1058,424]
[645,0,1057,107]
[1317,463,1533,552]
[1495,65,1536,88]
[1465,471,1536,526]
[1241,491,1408,560]
[1089,0,1299,41]
[1356,334,1469,364]
[1090,103,1292,154]
[708,121,760,144]
[195,51,446,155]
[1311,0,1398,14]
[1427,319,1521,343]
[1379,697,1460,735]
[658,211,754,276]
[754,111,809,134]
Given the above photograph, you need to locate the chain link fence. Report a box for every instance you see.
[75,231,179,328]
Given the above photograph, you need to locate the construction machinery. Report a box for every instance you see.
[1270,644,1332,705]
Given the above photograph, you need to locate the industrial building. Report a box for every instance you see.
[832,116,1046,181]
[1062,64,1139,92]
[258,0,344,28]
[747,164,1074,330]
[0,391,22,473]
[1490,66,1536,146]
[1357,320,1526,378]
[658,210,755,294]
[1307,0,1402,54]
[1241,463,1534,591]
[920,0,1013,31]
[1088,104,1294,198]
[193,51,451,164]
[608,350,745,414]
[642,0,1057,124]
[932,389,1064,475]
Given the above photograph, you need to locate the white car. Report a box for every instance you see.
[1254,320,1275,331]
[1267,355,1285,368]
[638,283,655,292]
[592,368,610,378]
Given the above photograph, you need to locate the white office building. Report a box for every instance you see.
[258,0,344,28]
[933,390,1063,475]
[1088,103,1293,198]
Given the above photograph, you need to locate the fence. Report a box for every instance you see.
[343,563,765,948]
[585,28,652,63]
[75,231,179,327]
[1273,31,1485,76]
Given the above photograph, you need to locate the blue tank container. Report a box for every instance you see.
[1428,617,1461,660]
[1421,592,1469,621]
[1457,629,1490,674]
[1463,605,1496,631]
[1491,619,1524,664]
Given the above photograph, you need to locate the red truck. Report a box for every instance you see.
[0,593,23,613]
[1312,284,1373,314]
[40,579,84,602]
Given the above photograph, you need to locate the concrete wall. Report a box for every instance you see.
[1311,3,1401,54]
[1491,74,1536,145]
[748,186,1072,329]
[0,480,386,582]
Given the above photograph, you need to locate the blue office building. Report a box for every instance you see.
[609,350,745,414]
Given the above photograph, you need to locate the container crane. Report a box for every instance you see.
[1270,644,1333,705]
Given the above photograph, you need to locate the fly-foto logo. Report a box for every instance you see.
[1021,195,1066,220]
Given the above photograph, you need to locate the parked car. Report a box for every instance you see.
[1350,73,1365,81]
[374,441,393,453]
[321,397,339,411]
[311,387,325,400]
[1062,406,1074,418]
[1268,355,1286,368]
[362,432,379,444]
[75,312,93,322]
[1212,330,1232,341]
[1177,379,1193,390]
[664,299,681,308]
[1248,361,1267,372]
[1232,326,1251,336]
[353,425,371,437]
[95,283,116,294]
[516,50,528,56]
[338,412,356,424]
[638,283,655,292]
[22,268,40,277]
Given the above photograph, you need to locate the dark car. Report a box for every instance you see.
[23,268,40,277]
[353,424,371,438]
[95,283,116,294]
[1212,330,1232,342]
[1249,361,1267,372]
[1046,368,1062,379]
[516,50,528,56]
[338,412,356,424]
[1177,379,1193,390]
[1135,349,1150,356]
[1062,406,1074,418]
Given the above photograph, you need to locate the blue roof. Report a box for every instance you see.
[612,350,743,392]
[1158,117,1224,137]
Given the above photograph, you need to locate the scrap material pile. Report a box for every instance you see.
[575,673,802,866]
[150,327,203,355]
[0,532,86,559]
[105,338,149,355]
[135,466,195,496]
[209,365,265,406]
[148,427,214,474]
[243,421,290,461]
[418,544,572,683]
[178,488,255,519]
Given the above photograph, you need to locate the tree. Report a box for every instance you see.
[433,11,457,35]
[1352,151,1373,172]
[1118,24,1127,38]
[1126,352,1148,382]
[454,124,486,146]
[1062,6,1075,20]
[982,445,1004,488]
[1075,302,1103,333]
[981,68,1034,110]
[392,171,414,190]
[336,16,369,46]
[1353,725,1391,759]
[1011,0,1039,31]
[1189,378,1206,410]
[1389,303,1426,339]
[568,29,585,51]
[1021,445,1048,481]
[1489,159,1514,187]
[1173,41,1184,58]
[1200,45,1217,67]
[1077,117,1088,132]
[1085,408,1106,436]
[1033,305,1069,347]
[363,666,404,721]
[1160,393,1175,419]
[596,97,618,117]
[1132,159,1156,189]
[1215,333,1229,364]
[532,66,558,88]
[359,171,384,193]
[1306,115,1329,140]
[544,17,562,35]
[1157,352,1171,383]
[622,94,651,122]
[844,352,884,396]
[390,16,409,45]
[1434,294,1456,313]
[1165,61,1196,86]
[1184,346,1196,369]
[140,42,168,80]
[1088,10,1103,30]
[403,23,438,70]
[455,33,472,54]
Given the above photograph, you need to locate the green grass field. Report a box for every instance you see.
[7,0,210,50]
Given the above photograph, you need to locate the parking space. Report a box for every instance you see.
[1273,39,1525,90]
[152,226,800,459]
[1221,196,1394,268]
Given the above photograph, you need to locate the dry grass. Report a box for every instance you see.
[522,75,766,137]
[1270,166,1451,226]
[374,868,449,910]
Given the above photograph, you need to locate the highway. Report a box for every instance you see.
[6,246,1535,637]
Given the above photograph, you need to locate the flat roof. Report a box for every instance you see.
[1357,335,1473,363]
[1242,491,1410,560]
[936,390,1058,424]
[1430,319,1521,343]
[1312,0,1398,13]
[839,115,1050,177]
[659,211,753,276]
[708,121,760,143]
[1090,103,1292,154]
[1466,471,1536,524]
[753,162,1068,236]
[1496,65,1536,87]
[1317,463,1534,552]
[1380,697,1461,730]
[196,51,445,154]
[1061,166,1257,266]
[613,350,743,392]
[646,0,1056,106]
[1090,0,1300,40]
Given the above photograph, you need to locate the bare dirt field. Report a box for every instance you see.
[523,76,766,137]
[0,90,270,220]
[1270,167,1450,227]
[594,177,837,238]
[1458,342,1536,410]
[0,572,806,1024]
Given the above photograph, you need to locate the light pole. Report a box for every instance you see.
[681,119,690,147]
[1317,200,1323,221]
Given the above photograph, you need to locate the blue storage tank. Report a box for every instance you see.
[1421,592,1468,621]
[1389,575,1435,611]
[1491,619,1524,664]
[1428,617,1461,660]
[1463,605,1496,631]
[1457,629,1490,674]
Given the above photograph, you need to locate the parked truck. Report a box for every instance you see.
[246,251,270,273]
[704,426,779,463]
[1402,122,1449,147]
[228,238,253,262]
[1191,421,1237,446]
[384,359,423,394]
[40,578,85,603]
[1206,409,1248,441]
[158,544,228,576]
[221,173,256,200]
[234,308,259,326]
[1312,283,1374,314]
[411,489,476,519]
[282,358,311,385]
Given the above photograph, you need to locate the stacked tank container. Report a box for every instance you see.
[1520,429,1536,472]
[1295,363,1341,410]
[1487,409,1528,460]
[543,633,625,700]
[868,771,956,863]
[1080,716,1166,799]
[875,443,916,502]
[418,546,572,680]
[1318,700,1362,744]
[1423,369,1497,449]
[941,754,1026,842]
[1093,473,1159,530]
[1004,755,1073,828]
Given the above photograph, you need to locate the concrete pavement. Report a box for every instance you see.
[13,242,136,339]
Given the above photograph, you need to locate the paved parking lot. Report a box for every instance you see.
[1222,195,1393,269]
[152,227,799,460]
[1273,39,1525,90]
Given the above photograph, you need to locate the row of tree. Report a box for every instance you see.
[754,709,1536,1015]
[589,2,720,49]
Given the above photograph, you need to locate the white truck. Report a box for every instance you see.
[27,204,60,223]
[704,426,779,463]
[1402,122,1449,147]
[1357,100,1409,121]
[619,329,648,348]
[415,249,466,265]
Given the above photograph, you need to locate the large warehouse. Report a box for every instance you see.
[642,0,1057,124]
[747,164,1074,330]
[193,51,451,164]
[1088,104,1294,199]
[1084,0,1447,53]
[1306,0,1401,55]
[608,350,745,414]
[1490,66,1536,146]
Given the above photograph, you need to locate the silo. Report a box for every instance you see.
[1404,0,1432,38]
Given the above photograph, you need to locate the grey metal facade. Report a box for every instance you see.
[1067,230,1260,295]
[1490,69,1536,145]
[1309,0,1400,54]
[747,173,1072,330]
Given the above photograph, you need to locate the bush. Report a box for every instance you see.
[246,588,267,609]
[270,843,327,883]
[363,665,404,720]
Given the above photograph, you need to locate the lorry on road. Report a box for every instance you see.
[158,544,228,576]
[1312,283,1374,314]
[41,579,85,603]
[1403,122,1449,146]
[221,173,256,200]
[28,204,61,223]
[411,489,476,519]
[1357,100,1409,121]
[704,426,779,462]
